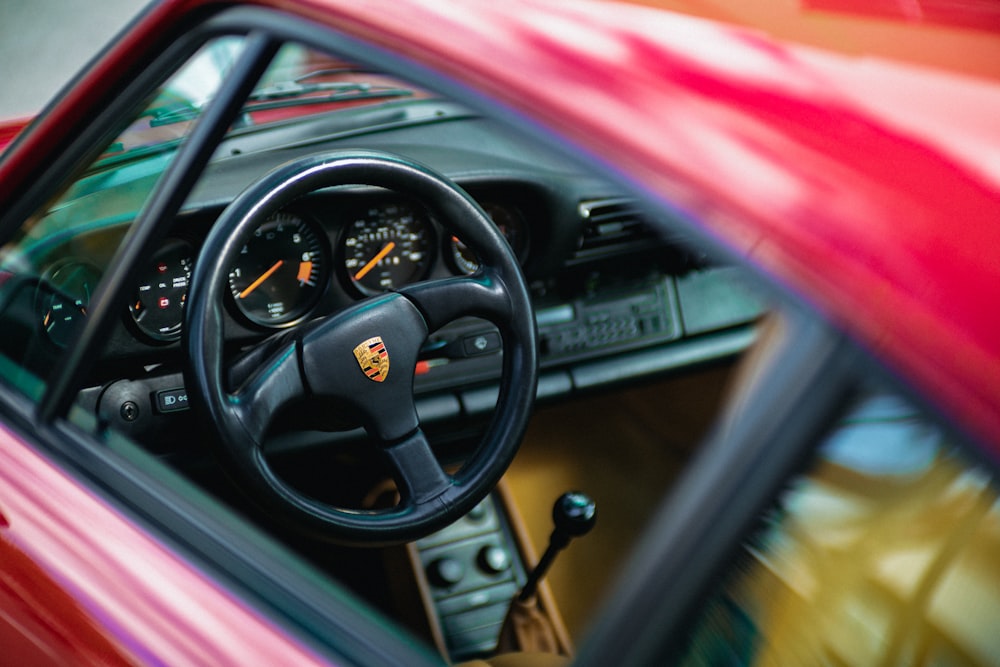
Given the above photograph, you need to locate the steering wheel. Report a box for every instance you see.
[184,151,537,545]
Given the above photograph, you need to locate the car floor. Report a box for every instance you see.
[503,362,736,641]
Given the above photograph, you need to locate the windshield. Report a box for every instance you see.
[0,35,429,399]
[98,40,421,168]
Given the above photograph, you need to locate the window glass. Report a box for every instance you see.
[231,42,423,129]
[96,37,244,163]
[0,35,429,401]
[679,392,1000,665]
[103,41,423,164]
[0,37,244,397]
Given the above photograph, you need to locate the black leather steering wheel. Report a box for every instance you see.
[184,151,537,545]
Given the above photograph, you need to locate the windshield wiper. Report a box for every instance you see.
[147,72,414,127]
[246,69,413,106]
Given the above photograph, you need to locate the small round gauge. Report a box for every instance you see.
[450,202,528,274]
[342,202,434,295]
[37,260,102,348]
[129,239,193,341]
[228,212,328,326]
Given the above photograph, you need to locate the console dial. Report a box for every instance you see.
[342,202,433,295]
[37,261,102,348]
[228,212,327,326]
[450,202,527,274]
[129,238,192,341]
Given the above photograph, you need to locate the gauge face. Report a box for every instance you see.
[450,202,528,274]
[129,239,193,341]
[37,261,102,348]
[228,212,328,326]
[342,202,433,294]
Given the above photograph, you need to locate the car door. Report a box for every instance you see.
[0,9,447,666]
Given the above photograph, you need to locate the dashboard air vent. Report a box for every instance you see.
[570,198,659,263]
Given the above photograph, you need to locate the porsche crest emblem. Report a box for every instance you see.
[353,336,390,383]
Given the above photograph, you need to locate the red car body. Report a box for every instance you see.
[1,0,998,664]
[0,118,29,153]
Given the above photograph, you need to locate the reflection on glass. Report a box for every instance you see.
[682,394,1000,665]
[0,38,244,393]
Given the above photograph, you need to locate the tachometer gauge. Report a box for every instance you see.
[37,260,102,348]
[129,239,193,341]
[342,202,433,295]
[228,212,328,326]
[449,202,528,274]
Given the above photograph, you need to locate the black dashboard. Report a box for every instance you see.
[10,101,766,457]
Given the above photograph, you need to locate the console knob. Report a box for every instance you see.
[477,545,511,574]
[467,501,488,522]
[427,557,465,587]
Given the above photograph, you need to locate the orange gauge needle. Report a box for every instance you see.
[354,242,395,281]
[239,260,284,299]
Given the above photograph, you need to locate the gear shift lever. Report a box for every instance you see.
[498,491,596,655]
[519,491,597,601]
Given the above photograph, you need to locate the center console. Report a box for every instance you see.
[405,484,572,662]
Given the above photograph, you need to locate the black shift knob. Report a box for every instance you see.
[553,492,597,538]
[518,491,597,601]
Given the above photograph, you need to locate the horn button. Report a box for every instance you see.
[300,292,428,442]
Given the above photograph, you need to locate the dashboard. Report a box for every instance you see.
[2,102,765,458]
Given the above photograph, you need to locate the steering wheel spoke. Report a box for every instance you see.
[382,429,453,506]
[228,338,306,443]
[400,271,511,331]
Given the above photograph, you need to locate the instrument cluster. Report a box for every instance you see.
[121,192,531,344]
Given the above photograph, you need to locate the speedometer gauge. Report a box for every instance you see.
[228,212,328,326]
[342,202,433,295]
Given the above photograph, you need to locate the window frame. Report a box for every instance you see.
[574,307,862,666]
